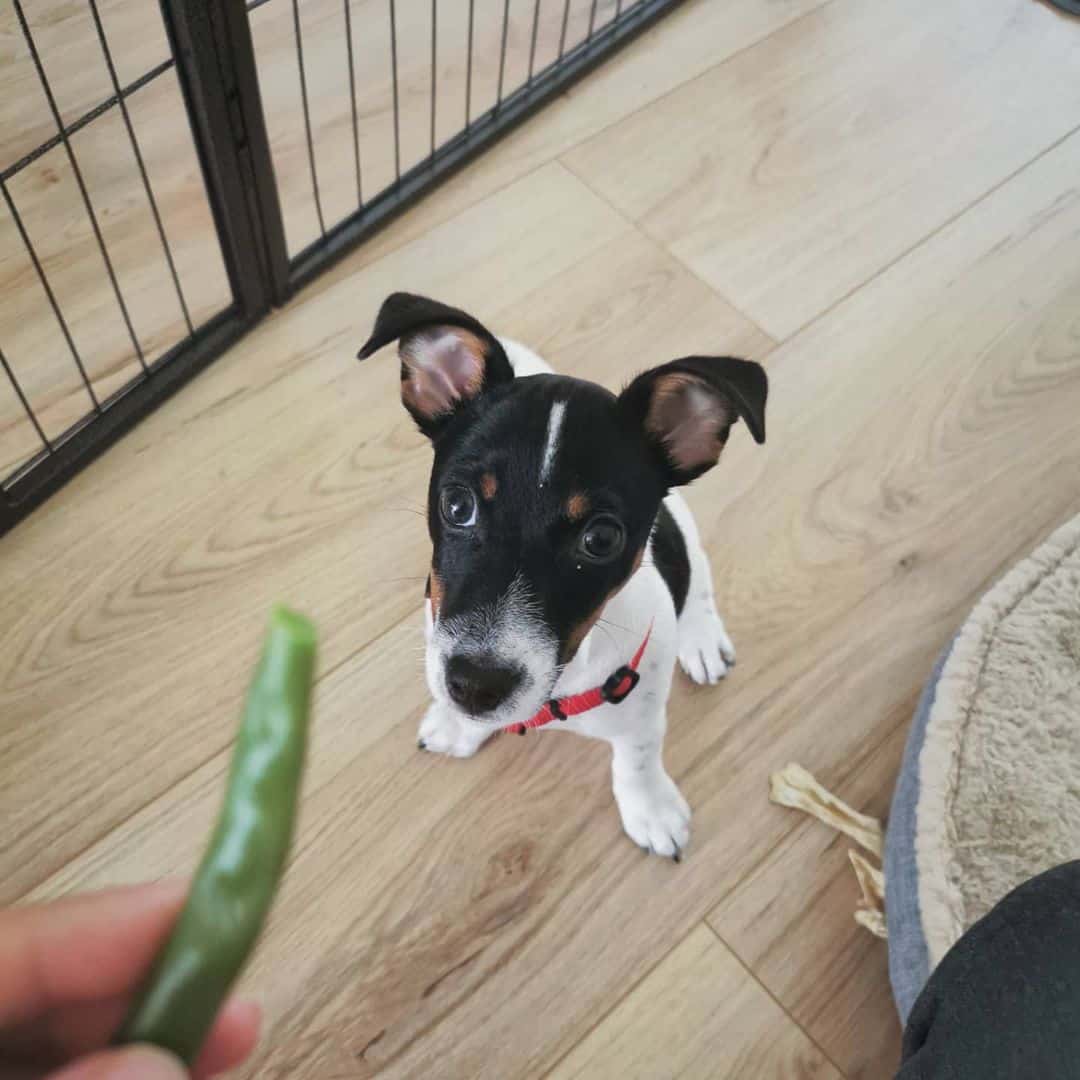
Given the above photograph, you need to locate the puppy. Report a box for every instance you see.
[359,293,767,859]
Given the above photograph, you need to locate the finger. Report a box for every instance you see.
[3,993,260,1073]
[0,995,128,1063]
[44,1044,186,1080]
[0,881,187,1027]
[192,998,262,1080]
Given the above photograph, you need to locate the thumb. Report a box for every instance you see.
[46,1044,187,1080]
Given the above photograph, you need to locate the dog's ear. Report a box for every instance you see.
[358,293,514,438]
[618,356,767,486]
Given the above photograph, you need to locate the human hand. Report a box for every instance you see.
[0,881,261,1079]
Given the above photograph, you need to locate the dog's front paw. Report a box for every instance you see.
[417,703,491,758]
[614,769,691,860]
[678,609,736,685]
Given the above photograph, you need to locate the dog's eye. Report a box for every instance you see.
[440,485,478,527]
[579,516,625,563]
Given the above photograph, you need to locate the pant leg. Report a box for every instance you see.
[897,860,1080,1079]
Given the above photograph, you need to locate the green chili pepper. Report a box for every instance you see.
[116,605,317,1064]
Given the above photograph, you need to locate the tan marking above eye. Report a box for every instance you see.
[480,472,498,500]
[565,492,590,521]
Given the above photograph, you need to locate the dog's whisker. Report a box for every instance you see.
[596,616,634,635]
[593,621,619,651]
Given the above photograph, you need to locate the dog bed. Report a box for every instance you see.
[885,514,1080,1021]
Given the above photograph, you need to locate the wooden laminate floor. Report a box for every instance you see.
[3,0,1080,1076]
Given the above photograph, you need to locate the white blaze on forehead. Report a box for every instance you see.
[539,400,567,485]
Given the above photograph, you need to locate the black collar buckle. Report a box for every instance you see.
[547,698,567,721]
[602,666,640,704]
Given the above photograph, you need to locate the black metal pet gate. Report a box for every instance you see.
[0,0,679,537]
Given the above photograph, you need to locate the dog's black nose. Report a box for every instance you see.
[445,655,521,715]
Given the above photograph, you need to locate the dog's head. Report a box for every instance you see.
[359,293,767,728]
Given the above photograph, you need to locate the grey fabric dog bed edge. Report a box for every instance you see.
[884,640,953,1024]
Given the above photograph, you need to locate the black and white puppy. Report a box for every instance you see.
[359,293,767,859]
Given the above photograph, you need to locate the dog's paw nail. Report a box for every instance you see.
[417,739,427,750]
[672,846,682,864]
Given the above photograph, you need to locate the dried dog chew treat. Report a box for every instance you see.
[849,848,885,908]
[849,849,887,938]
[769,763,884,857]
[116,606,316,1064]
[854,908,888,939]
[769,763,888,939]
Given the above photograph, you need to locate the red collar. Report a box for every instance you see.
[504,621,653,735]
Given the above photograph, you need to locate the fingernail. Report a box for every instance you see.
[115,1047,187,1080]
[52,1045,187,1080]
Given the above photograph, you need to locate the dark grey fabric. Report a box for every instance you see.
[885,641,953,1023]
[896,861,1080,1079]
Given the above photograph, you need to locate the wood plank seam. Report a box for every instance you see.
[703,696,924,920]
[325,0,841,281]
[635,118,1080,350]
[701,919,851,1079]
[556,158,780,352]
[10,595,429,906]
[550,0,844,188]
[537,919,720,1079]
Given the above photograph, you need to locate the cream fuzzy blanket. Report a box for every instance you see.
[917,515,1080,967]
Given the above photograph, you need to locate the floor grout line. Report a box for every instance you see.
[703,918,853,1079]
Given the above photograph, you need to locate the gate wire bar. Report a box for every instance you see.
[11,0,147,375]
[558,0,572,57]
[291,0,326,235]
[288,0,683,293]
[465,0,475,128]
[587,0,600,41]
[430,0,438,158]
[527,0,542,84]
[87,0,193,336]
[0,181,100,412]
[0,347,51,452]
[390,0,402,182]
[0,61,173,185]
[344,0,364,207]
[496,0,511,107]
